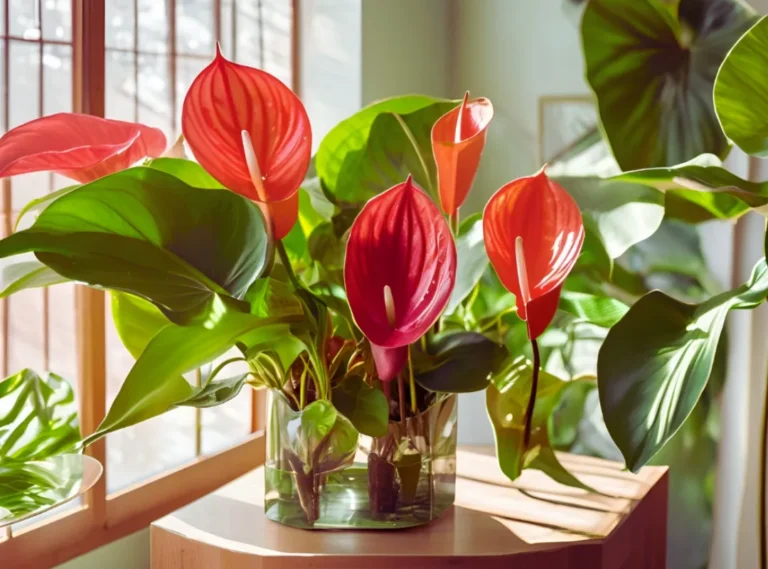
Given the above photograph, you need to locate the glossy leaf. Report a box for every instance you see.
[431,93,494,214]
[182,47,311,202]
[83,298,298,446]
[148,157,225,188]
[415,332,507,393]
[0,255,66,298]
[298,399,358,472]
[445,214,488,314]
[483,170,584,339]
[111,292,173,359]
[714,16,768,157]
[0,167,269,323]
[582,0,757,170]
[14,184,78,231]
[176,374,249,408]
[316,95,456,202]
[598,259,768,471]
[0,113,166,183]
[486,356,592,490]
[345,178,456,379]
[558,291,628,328]
[331,377,389,437]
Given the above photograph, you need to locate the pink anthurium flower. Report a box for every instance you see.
[345,176,457,381]
[0,113,166,183]
[483,168,584,340]
[431,92,493,216]
[181,45,311,207]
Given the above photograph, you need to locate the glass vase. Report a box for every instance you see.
[265,390,457,529]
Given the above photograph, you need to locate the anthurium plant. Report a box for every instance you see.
[0,46,619,525]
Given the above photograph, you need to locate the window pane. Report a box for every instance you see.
[106,50,136,121]
[137,53,172,138]
[138,0,169,54]
[261,0,292,86]
[9,0,41,40]
[220,0,234,59]
[175,55,207,135]
[106,0,135,51]
[42,0,71,42]
[177,0,213,56]
[202,353,251,456]
[43,43,71,114]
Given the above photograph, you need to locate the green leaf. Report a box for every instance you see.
[598,259,768,471]
[486,356,593,490]
[176,374,249,408]
[0,254,67,297]
[331,377,389,437]
[83,297,298,446]
[316,95,457,202]
[416,332,507,393]
[615,154,768,221]
[0,369,79,462]
[110,292,173,358]
[0,167,269,323]
[300,399,338,455]
[582,0,757,170]
[555,177,665,259]
[446,214,488,314]
[13,184,79,231]
[558,291,628,328]
[147,157,225,188]
[715,16,768,157]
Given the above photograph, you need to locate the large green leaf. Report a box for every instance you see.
[558,291,628,328]
[316,95,456,202]
[714,16,768,157]
[555,177,665,259]
[111,291,174,358]
[446,214,488,314]
[83,297,299,446]
[331,377,389,437]
[416,332,507,393]
[582,0,757,170]
[485,356,593,490]
[598,259,768,471]
[148,157,225,188]
[0,167,270,323]
[615,154,768,220]
[0,254,67,298]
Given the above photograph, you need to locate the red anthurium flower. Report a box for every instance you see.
[483,168,584,340]
[345,176,457,380]
[258,192,298,240]
[0,113,166,183]
[182,45,311,206]
[431,92,493,216]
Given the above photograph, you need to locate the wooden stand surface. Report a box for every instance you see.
[151,447,667,569]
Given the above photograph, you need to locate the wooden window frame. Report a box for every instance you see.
[0,1,299,567]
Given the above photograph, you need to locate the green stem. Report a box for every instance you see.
[407,346,417,415]
[760,364,768,569]
[276,240,301,290]
[449,209,460,236]
[392,113,436,200]
[523,337,540,449]
[397,372,407,428]
[299,364,308,410]
[203,357,246,388]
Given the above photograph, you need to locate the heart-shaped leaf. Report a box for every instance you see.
[714,16,768,157]
[148,157,225,188]
[445,214,488,314]
[0,167,270,323]
[558,291,628,328]
[416,332,507,393]
[582,0,757,170]
[598,259,768,471]
[331,377,389,437]
[486,356,593,490]
[316,95,457,202]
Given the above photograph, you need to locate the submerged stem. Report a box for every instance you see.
[760,366,768,569]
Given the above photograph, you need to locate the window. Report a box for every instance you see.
[0,1,296,565]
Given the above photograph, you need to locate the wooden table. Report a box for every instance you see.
[151,447,667,568]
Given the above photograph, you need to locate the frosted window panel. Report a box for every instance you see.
[261,0,292,86]
[106,301,196,493]
[202,353,251,456]
[138,0,169,54]
[220,0,235,59]
[9,0,40,40]
[7,289,44,374]
[42,0,71,41]
[47,284,77,392]
[177,0,214,55]
[137,54,172,138]
[43,44,72,114]
[106,0,135,50]
[106,50,137,121]
[174,55,207,134]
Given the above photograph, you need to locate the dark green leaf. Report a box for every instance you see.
[486,356,593,490]
[558,291,628,328]
[598,259,768,471]
[446,214,488,314]
[0,167,269,323]
[111,291,173,358]
[332,377,389,437]
[316,95,457,202]
[714,16,768,157]
[176,374,249,408]
[582,0,757,170]
[13,184,79,231]
[416,332,507,393]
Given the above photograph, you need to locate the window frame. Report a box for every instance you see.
[0,1,298,566]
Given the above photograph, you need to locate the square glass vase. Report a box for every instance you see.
[264,389,457,529]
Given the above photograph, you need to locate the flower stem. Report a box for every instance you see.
[397,372,407,428]
[449,209,460,236]
[407,346,417,415]
[203,357,246,388]
[276,240,301,290]
[760,364,768,569]
[523,337,540,448]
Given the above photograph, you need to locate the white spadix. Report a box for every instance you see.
[515,236,531,310]
[240,129,267,201]
[383,285,396,327]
